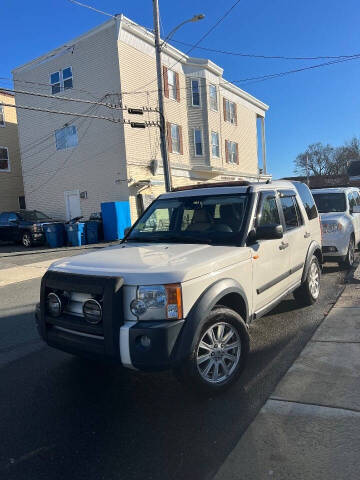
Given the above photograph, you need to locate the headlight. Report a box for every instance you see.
[321,222,343,234]
[130,284,182,320]
[83,299,103,324]
[47,292,63,317]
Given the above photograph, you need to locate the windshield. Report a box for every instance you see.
[18,210,52,222]
[127,194,249,245]
[312,193,346,213]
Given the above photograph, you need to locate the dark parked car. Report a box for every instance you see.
[0,210,61,247]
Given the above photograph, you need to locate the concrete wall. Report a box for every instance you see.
[0,92,24,211]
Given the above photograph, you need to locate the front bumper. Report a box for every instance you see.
[35,271,187,371]
[321,231,350,257]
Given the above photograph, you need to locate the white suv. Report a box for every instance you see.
[36,180,322,393]
[312,187,360,267]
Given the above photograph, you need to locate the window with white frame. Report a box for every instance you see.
[191,79,200,106]
[0,105,4,126]
[170,124,181,153]
[224,99,237,124]
[0,147,10,171]
[211,132,220,157]
[167,69,177,100]
[55,125,78,150]
[194,128,203,156]
[226,140,238,164]
[209,84,218,111]
[50,67,73,94]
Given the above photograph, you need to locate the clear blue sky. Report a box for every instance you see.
[2,0,360,178]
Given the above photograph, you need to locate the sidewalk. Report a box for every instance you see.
[214,271,360,479]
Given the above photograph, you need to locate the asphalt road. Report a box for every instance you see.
[0,249,350,480]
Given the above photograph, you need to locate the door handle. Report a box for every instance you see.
[304,232,311,238]
[279,241,289,250]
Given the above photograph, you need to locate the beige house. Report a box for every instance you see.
[13,15,269,223]
[0,91,25,211]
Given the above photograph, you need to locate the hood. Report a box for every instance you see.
[49,242,251,284]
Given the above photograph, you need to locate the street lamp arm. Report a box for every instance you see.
[160,14,205,49]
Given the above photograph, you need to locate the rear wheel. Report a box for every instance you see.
[293,255,321,306]
[339,236,355,268]
[21,232,32,248]
[173,307,249,394]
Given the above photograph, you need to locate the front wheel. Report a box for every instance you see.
[293,255,321,306]
[21,232,33,248]
[339,236,355,268]
[173,307,249,394]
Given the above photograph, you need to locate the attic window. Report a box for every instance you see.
[50,67,73,94]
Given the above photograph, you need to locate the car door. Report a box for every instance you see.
[6,212,20,242]
[349,191,360,244]
[0,213,9,241]
[278,190,308,287]
[252,191,291,313]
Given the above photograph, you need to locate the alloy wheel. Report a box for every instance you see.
[196,322,241,384]
[309,261,320,299]
[22,233,31,247]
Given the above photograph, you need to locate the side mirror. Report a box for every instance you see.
[351,205,360,214]
[123,226,131,237]
[256,224,283,240]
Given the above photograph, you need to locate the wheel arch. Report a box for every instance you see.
[302,241,322,283]
[173,279,249,364]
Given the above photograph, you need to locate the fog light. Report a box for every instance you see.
[130,299,147,317]
[140,335,151,348]
[83,299,102,324]
[47,292,62,317]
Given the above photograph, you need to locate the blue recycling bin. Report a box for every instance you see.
[66,222,86,246]
[45,223,65,248]
[86,221,99,244]
[101,201,131,241]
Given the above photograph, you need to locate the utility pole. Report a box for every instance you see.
[306,154,310,186]
[152,0,172,192]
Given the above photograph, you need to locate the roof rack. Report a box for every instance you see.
[171,181,251,192]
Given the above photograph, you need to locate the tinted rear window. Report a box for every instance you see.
[312,193,346,213]
[293,182,318,220]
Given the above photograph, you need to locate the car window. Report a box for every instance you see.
[257,194,280,227]
[353,191,360,206]
[280,196,302,230]
[312,193,346,213]
[348,192,357,210]
[8,213,18,222]
[293,182,318,220]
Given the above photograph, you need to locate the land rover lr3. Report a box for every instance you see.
[36,180,322,393]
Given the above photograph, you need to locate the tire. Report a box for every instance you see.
[293,255,321,306]
[21,231,33,248]
[173,307,249,395]
[339,236,355,269]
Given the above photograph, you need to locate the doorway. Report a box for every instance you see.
[64,190,81,221]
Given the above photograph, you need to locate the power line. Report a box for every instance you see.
[0,76,107,101]
[1,101,121,122]
[229,54,360,85]
[68,0,114,17]
[130,0,243,94]
[169,39,360,61]
[1,101,161,124]
[0,86,122,109]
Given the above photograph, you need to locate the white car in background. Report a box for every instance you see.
[312,187,360,267]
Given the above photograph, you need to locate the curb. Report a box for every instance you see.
[0,241,118,258]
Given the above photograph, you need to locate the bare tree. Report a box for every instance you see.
[294,137,360,176]
[294,143,335,176]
